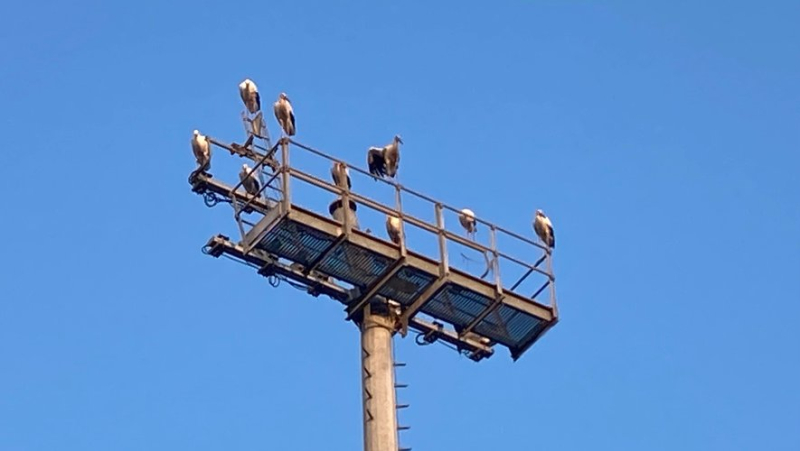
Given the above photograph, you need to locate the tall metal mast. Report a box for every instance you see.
[190,119,558,451]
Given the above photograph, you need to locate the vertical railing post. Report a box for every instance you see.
[490,226,503,296]
[435,204,449,277]
[280,138,291,214]
[395,184,406,257]
[547,250,558,317]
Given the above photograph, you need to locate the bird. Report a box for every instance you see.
[191,129,211,172]
[331,161,351,190]
[367,135,403,180]
[273,92,296,136]
[239,163,261,197]
[533,209,555,250]
[328,197,359,229]
[385,214,403,245]
[238,79,261,114]
[459,208,477,239]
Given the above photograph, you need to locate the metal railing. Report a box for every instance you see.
[203,136,557,312]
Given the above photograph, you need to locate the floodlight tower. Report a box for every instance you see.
[190,129,558,451]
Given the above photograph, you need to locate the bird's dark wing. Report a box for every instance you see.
[367,148,386,177]
[253,178,261,194]
[254,92,261,111]
[548,225,555,249]
[289,110,296,134]
[346,175,352,189]
[329,199,342,216]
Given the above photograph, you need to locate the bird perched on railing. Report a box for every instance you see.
[273,92,296,136]
[386,214,403,245]
[331,161,351,190]
[367,135,403,180]
[533,209,555,250]
[191,130,211,173]
[238,79,261,114]
[459,208,477,240]
[239,163,261,197]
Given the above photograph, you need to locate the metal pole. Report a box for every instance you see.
[361,306,398,451]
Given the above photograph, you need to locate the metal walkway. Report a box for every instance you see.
[190,136,558,361]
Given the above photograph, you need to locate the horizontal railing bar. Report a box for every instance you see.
[286,140,547,250]
[288,168,441,236]
[288,166,553,279]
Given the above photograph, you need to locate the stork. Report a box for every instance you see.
[533,209,556,250]
[367,135,403,180]
[273,92,296,136]
[239,163,261,197]
[191,129,211,173]
[328,197,359,230]
[458,208,477,240]
[385,214,403,245]
[331,161,351,190]
[238,79,261,114]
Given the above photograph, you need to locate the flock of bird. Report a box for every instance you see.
[190,78,556,253]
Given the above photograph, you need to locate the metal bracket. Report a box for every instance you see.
[397,277,448,336]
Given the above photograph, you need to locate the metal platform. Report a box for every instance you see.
[190,137,558,361]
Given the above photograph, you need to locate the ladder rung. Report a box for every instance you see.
[398,425,411,431]
[399,447,412,451]
[395,383,408,388]
[394,362,407,367]
[396,404,410,409]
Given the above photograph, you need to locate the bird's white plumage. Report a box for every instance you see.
[331,161,351,190]
[238,79,261,114]
[533,209,555,249]
[386,214,403,245]
[239,163,261,196]
[191,129,211,171]
[458,208,477,235]
[273,92,296,136]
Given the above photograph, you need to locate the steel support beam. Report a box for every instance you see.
[397,277,448,336]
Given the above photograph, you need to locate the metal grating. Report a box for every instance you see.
[378,267,437,306]
[257,219,336,267]
[317,241,394,289]
[420,283,492,330]
[474,304,545,349]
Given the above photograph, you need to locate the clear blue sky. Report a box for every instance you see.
[1,1,798,450]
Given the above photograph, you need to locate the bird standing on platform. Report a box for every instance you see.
[239,79,261,114]
[273,92,296,136]
[533,209,555,250]
[329,197,359,230]
[459,208,477,240]
[239,163,261,197]
[331,161,351,190]
[385,214,403,245]
[367,135,403,180]
[191,129,211,173]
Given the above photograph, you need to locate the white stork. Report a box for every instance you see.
[533,209,555,250]
[239,163,261,197]
[273,92,296,136]
[191,129,211,172]
[328,197,359,229]
[238,79,261,114]
[331,161,351,190]
[367,135,403,180]
[385,214,403,245]
[458,208,477,240]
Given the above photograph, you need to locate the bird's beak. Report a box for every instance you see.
[398,137,404,144]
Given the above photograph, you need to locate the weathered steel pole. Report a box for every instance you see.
[361,305,398,451]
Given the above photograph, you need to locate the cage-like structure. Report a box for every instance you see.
[190,136,558,361]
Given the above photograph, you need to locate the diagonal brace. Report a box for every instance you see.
[304,234,347,274]
[397,276,448,336]
[346,257,407,320]
[459,294,506,338]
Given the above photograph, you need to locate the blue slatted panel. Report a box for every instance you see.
[379,267,437,306]
[317,241,394,289]
[257,220,336,267]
